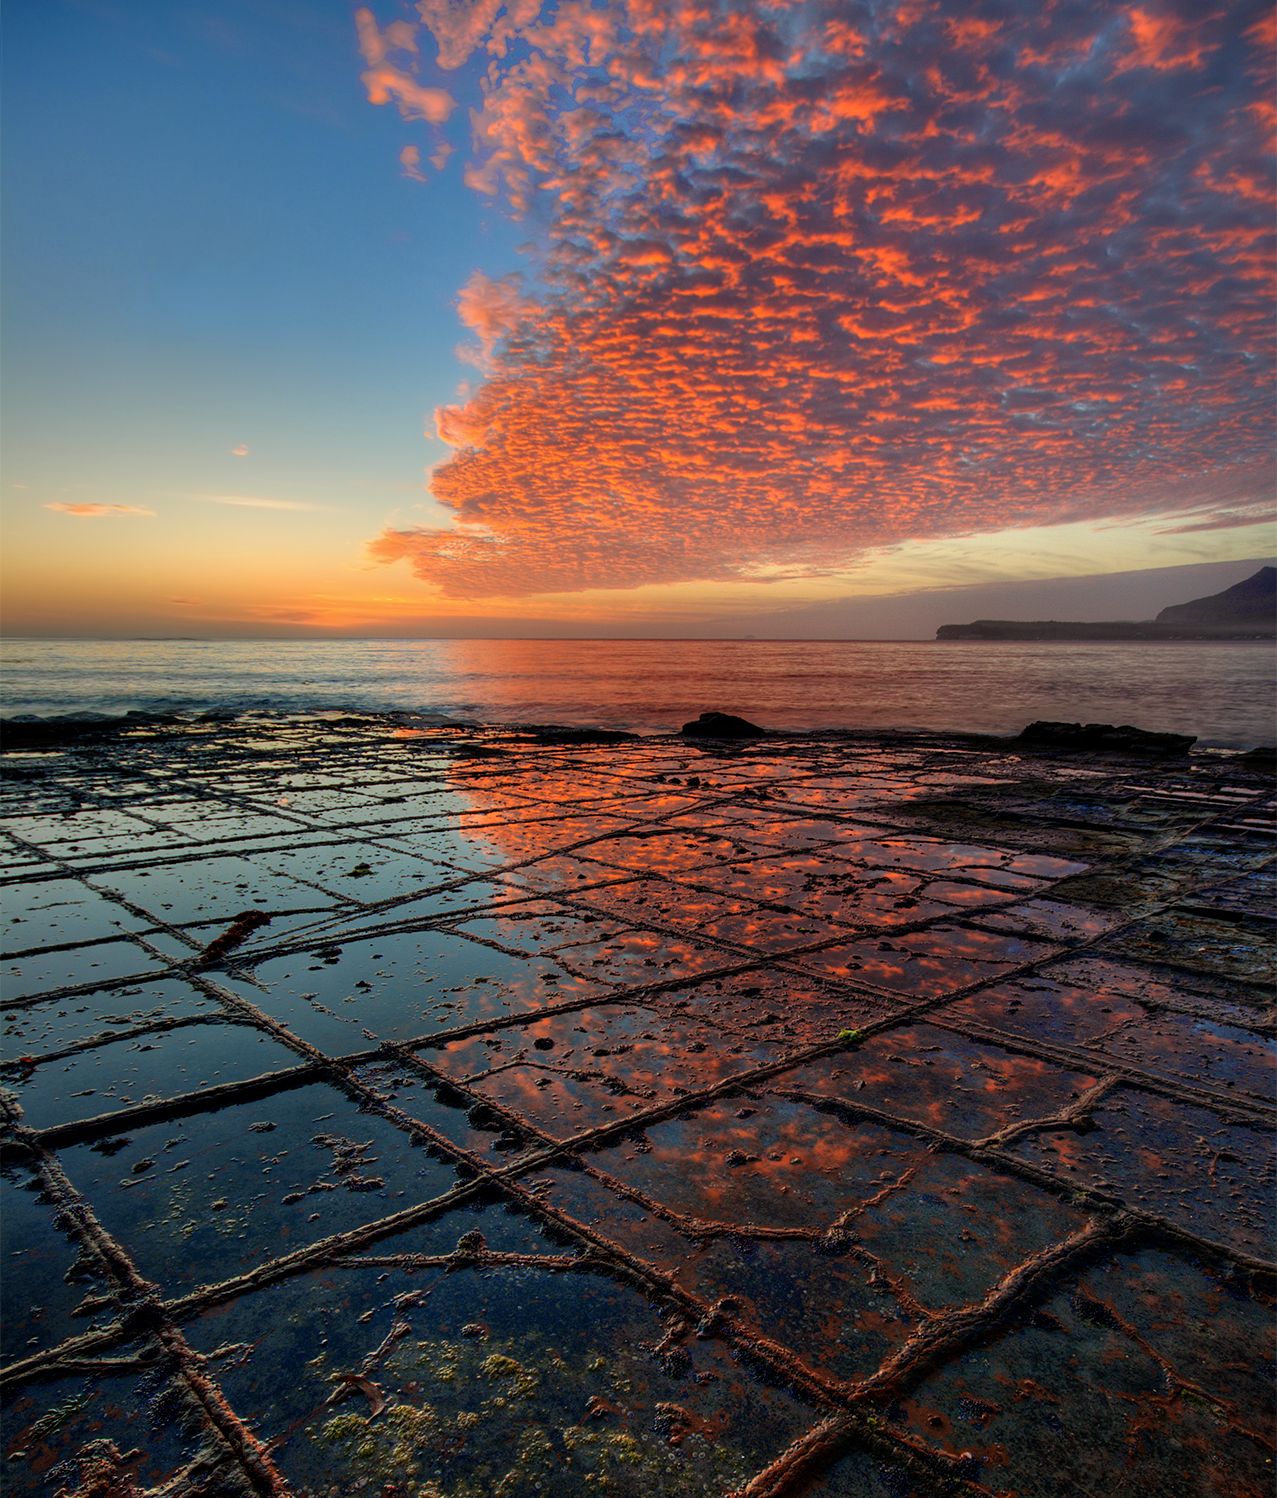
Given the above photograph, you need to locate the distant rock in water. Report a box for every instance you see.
[1016,721,1196,755]
[681,711,766,739]
[1155,565,1276,628]
[937,566,1276,641]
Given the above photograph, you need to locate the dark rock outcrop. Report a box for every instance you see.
[1238,745,1277,774]
[1,712,176,750]
[680,711,766,740]
[1016,721,1196,755]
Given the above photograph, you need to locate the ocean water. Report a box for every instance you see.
[1,637,1274,747]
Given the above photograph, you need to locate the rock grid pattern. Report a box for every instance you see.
[1,717,1273,1497]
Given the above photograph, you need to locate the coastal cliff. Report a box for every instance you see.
[937,566,1276,641]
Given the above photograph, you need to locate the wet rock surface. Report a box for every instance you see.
[1,714,1273,1497]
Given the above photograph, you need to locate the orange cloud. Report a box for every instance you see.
[360,65,454,123]
[415,0,540,70]
[400,143,427,181]
[45,503,155,518]
[1117,6,1214,73]
[360,0,1275,600]
[355,6,418,64]
[355,6,455,122]
[455,268,528,358]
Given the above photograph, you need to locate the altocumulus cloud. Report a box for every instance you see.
[356,7,455,123]
[362,0,1276,599]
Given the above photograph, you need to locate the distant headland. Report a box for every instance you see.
[936,565,1276,641]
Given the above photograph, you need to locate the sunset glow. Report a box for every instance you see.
[370,0,1275,601]
[2,1,1273,635]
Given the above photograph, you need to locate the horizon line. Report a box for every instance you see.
[3,634,1274,646]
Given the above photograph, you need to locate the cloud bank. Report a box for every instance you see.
[366,0,1275,599]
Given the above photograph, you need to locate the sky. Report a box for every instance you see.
[1,0,1274,638]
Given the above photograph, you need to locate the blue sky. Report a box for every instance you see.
[3,0,506,528]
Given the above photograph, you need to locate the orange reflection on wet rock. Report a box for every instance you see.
[587,1093,925,1233]
[797,922,1059,998]
[779,1022,1101,1139]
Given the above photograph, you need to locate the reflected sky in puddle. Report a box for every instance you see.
[6,1019,297,1130]
[59,1081,460,1298]
[2,974,217,1057]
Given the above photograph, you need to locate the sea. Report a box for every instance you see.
[2,637,1274,748]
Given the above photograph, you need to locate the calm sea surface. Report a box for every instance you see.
[1,638,1274,746]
